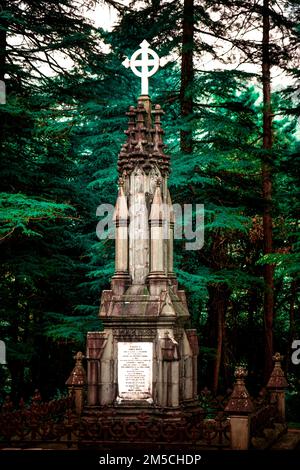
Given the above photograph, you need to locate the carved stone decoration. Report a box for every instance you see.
[112,328,157,339]
[266,353,289,390]
[266,352,288,423]
[186,329,199,356]
[160,292,175,316]
[66,352,86,387]
[65,352,87,414]
[99,290,112,316]
[225,367,254,414]
[160,331,180,361]
[86,332,107,360]
[117,102,170,176]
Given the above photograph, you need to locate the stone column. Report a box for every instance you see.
[149,181,164,272]
[167,190,175,274]
[148,180,168,295]
[138,94,152,128]
[186,329,199,399]
[225,366,254,450]
[114,180,129,273]
[160,331,180,407]
[129,166,149,285]
[99,332,115,405]
[182,334,193,401]
[112,179,130,295]
[65,351,87,415]
[86,332,107,406]
[266,352,288,422]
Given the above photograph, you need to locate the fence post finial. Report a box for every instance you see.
[66,351,87,415]
[225,366,254,450]
[266,352,288,422]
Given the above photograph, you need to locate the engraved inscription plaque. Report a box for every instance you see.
[118,342,153,400]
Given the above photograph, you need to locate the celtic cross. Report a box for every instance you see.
[122,40,160,96]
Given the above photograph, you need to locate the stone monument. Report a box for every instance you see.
[85,40,199,422]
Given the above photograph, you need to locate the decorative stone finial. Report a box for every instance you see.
[273,352,283,363]
[125,106,136,135]
[66,351,87,387]
[267,352,288,390]
[149,179,163,222]
[113,179,129,223]
[234,365,248,380]
[225,366,254,414]
[118,103,170,176]
[75,351,84,363]
[122,39,160,96]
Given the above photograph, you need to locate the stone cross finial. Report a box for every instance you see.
[122,40,160,96]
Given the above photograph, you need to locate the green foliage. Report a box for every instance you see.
[44,312,101,344]
[0,193,72,239]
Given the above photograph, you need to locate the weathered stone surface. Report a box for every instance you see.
[225,367,254,414]
[65,352,86,414]
[267,353,289,389]
[66,352,86,387]
[118,102,170,177]
[230,415,250,450]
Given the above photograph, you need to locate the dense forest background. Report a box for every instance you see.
[0,0,299,419]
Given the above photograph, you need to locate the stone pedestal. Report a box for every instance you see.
[86,307,198,409]
[225,366,254,450]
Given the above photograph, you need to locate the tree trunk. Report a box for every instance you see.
[180,0,194,153]
[262,0,274,382]
[207,283,230,393]
[247,287,260,389]
[213,298,224,393]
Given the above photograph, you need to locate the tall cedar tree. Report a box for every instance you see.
[0,0,104,400]
[262,0,274,381]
